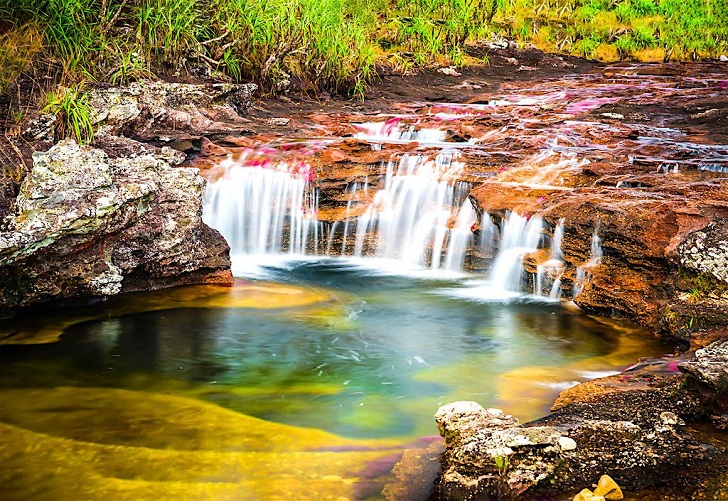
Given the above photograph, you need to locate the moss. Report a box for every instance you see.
[677,268,728,300]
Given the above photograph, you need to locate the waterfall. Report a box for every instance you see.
[203,148,477,274]
[488,212,544,292]
[203,160,321,258]
[443,199,477,271]
[351,153,472,269]
[573,225,603,296]
[354,119,448,143]
[203,125,594,290]
[533,218,566,298]
[551,219,564,261]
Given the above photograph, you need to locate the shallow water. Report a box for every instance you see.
[0,259,668,500]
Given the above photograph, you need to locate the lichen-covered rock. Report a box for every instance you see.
[0,140,232,319]
[86,81,257,142]
[679,340,728,392]
[435,403,575,499]
[678,221,728,285]
[435,346,728,500]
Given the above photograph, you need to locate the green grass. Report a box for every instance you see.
[42,83,95,143]
[0,0,726,107]
[503,0,728,61]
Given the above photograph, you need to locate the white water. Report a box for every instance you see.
[202,163,321,256]
[355,120,448,143]
[488,212,544,293]
[351,154,473,269]
[534,218,566,298]
[573,226,603,297]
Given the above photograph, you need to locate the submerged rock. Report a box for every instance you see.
[0,140,232,320]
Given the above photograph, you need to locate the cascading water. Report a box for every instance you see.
[487,211,545,293]
[354,119,448,143]
[350,153,474,270]
[443,199,478,271]
[202,156,322,267]
[535,218,566,299]
[573,226,603,296]
[202,122,582,298]
[203,143,478,275]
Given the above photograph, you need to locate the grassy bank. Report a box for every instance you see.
[1,0,726,110]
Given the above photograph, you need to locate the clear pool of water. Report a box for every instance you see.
[0,259,668,500]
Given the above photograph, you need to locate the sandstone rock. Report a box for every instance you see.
[0,140,232,320]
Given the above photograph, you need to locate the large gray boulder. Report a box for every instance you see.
[0,139,232,320]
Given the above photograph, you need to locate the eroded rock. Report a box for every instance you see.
[0,140,232,320]
[434,346,728,500]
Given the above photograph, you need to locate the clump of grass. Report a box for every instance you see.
[497,0,727,61]
[42,83,95,144]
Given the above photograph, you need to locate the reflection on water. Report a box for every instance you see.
[0,260,668,500]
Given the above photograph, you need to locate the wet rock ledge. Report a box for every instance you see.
[433,340,728,500]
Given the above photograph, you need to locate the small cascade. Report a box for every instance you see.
[443,199,478,271]
[354,119,448,143]
[573,226,603,296]
[203,158,321,258]
[339,182,367,255]
[488,212,545,293]
[534,218,566,299]
[351,153,472,269]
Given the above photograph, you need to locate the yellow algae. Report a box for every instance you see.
[0,281,342,345]
[0,422,402,501]
[0,387,407,501]
[190,381,345,398]
[0,387,400,452]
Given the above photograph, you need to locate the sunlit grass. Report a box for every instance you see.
[0,0,725,100]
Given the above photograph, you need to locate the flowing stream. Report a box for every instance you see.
[0,152,668,499]
[4,64,725,500]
